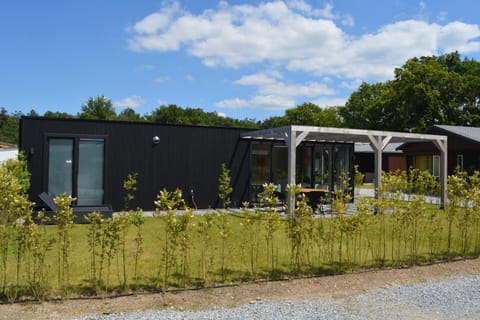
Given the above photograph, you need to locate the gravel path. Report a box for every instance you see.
[71,274,480,320]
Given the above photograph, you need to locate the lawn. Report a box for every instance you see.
[2,199,479,301]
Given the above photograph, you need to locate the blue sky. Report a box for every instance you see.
[1,1,479,120]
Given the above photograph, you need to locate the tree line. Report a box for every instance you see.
[1,51,479,144]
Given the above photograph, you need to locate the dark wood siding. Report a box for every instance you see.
[20,117,250,211]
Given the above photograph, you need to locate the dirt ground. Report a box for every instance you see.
[1,258,479,320]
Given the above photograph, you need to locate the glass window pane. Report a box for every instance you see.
[314,146,330,190]
[333,145,351,191]
[251,144,271,185]
[296,147,312,187]
[415,155,432,172]
[272,146,288,191]
[48,139,73,198]
[432,155,440,177]
[457,155,464,171]
[78,139,104,205]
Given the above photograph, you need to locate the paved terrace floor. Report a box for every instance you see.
[133,187,442,218]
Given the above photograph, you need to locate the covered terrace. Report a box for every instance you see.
[241,125,448,212]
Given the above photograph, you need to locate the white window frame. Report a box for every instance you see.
[432,155,440,178]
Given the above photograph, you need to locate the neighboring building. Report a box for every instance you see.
[399,125,480,176]
[354,142,407,182]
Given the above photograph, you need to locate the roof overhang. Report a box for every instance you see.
[240,125,447,145]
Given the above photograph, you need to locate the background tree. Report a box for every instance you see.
[78,95,117,120]
[263,102,343,128]
[43,111,74,118]
[118,108,143,122]
[388,55,463,132]
[340,82,393,130]
[147,104,259,128]
[339,52,480,132]
[439,53,480,126]
[3,52,480,140]
[0,108,22,144]
[317,106,343,128]
[284,102,322,125]
[262,115,289,128]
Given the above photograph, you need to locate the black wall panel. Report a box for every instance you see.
[20,117,251,211]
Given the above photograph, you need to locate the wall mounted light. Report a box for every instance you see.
[152,136,160,145]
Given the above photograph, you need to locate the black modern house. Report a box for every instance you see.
[19,117,357,212]
[19,117,251,211]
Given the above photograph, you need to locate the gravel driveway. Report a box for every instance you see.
[2,259,479,320]
[71,274,480,320]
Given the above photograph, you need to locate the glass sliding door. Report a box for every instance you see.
[314,145,331,190]
[272,146,288,191]
[251,144,271,185]
[77,139,105,205]
[47,137,105,206]
[48,139,73,198]
[333,145,352,191]
[296,147,312,187]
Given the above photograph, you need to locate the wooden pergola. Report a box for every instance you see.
[241,125,448,212]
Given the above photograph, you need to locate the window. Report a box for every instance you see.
[333,145,351,191]
[432,155,440,178]
[272,146,288,189]
[296,147,312,187]
[251,144,271,185]
[48,139,73,198]
[457,154,464,171]
[415,155,431,172]
[314,145,331,190]
[47,137,105,205]
[414,155,440,177]
[77,139,105,205]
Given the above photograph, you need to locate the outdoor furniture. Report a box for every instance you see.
[299,187,329,212]
[35,192,113,224]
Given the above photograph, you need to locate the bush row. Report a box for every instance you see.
[0,159,479,302]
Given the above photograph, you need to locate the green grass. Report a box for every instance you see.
[1,204,479,300]
[357,183,375,189]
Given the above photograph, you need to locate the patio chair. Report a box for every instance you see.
[36,192,113,224]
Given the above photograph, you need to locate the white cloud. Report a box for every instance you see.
[286,0,312,14]
[215,98,249,109]
[341,14,354,27]
[153,76,172,83]
[311,97,349,108]
[438,22,480,53]
[235,72,336,97]
[287,19,480,80]
[128,1,346,67]
[185,74,195,81]
[437,11,448,22]
[113,96,146,110]
[217,72,335,111]
[216,95,296,111]
[135,64,156,71]
[419,1,427,11]
[340,79,362,90]
[156,99,168,106]
[128,1,480,82]
[130,2,182,35]
[128,1,480,114]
